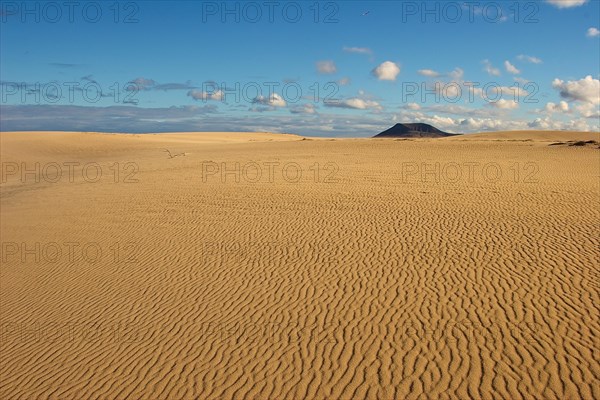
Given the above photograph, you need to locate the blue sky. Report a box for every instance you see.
[1,0,599,136]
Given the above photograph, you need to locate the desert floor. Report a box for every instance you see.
[1,131,599,400]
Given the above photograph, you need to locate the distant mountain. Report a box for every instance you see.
[373,123,459,138]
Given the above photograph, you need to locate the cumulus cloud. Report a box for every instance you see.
[517,55,542,64]
[417,69,441,77]
[458,118,501,131]
[504,61,520,75]
[545,0,588,8]
[574,103,600,118]
[398,103,599,133]
[448,68,464,81]
[337,77,351,86]
[528,117,552,129]
[482,59,501,76]
[129,77,156,90]
[290,103,318,114]
[425,115,456,128]
[431,82,462,99]
[552,75,600,104]
[545,101,570,113]
[395,111,509,133]
[372,61,401,81]
[586,27,600,37]
[514,77,531,84]
[396,100,590,133]
[417,67,462,80]
[316,60,337,74]
[5,102,596,136]
[528,117,595,132]
[252,93,287,107]
[343,46,372,55]
[460,116,595,133]
[188,89,224,101]
[470,85,529,101]
[324,98,382,110]
[488,99,519,109]
[405,103,421,110]
[412,104,492,118]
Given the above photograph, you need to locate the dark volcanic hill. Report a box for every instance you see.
[374,123,458,138]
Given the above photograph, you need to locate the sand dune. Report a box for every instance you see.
[1,131,599,399]
[447,130,599,142]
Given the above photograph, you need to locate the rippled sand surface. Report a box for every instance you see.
[1,131,599,399]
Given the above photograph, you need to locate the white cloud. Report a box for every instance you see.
[552,75,600,104]
[324,98,382,110]
[188,89,224,101]
[414,114,596,133]
[448,68,464,81]
[415,104,491,118]
[426,115,456,127]
[253,93,287,107]
[417,67,462,80]
[418,69,441,77]
[459,117,513,131]
[545,0,588,8]
[290,103,317,114]
[517,55,542,64]
[527,117,554,129]
[488,99,519,109]
[527,117,594,132]
[405,103,421,110]
[130,77,156,90]
[574,103,600,118]
[316,60,337,74]
[337,77,351,86]
[433,82,462,98]
[396,109,504,133]
[545,101,570,113]
[504,60,520,75]
[482,59,501,76]
[396,98,600,133]
[473,85,529,100]
[343,47,372,55]
[5,103,598,137]
[372,61,401,81]
[586,27,600,37]
[514,77,531,84]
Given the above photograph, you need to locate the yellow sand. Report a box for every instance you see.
[1,130,599,400]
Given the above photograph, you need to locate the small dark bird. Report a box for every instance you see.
[162,149,188,159]
[361,11,370,16]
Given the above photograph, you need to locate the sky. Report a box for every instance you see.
[1,0,599,136]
